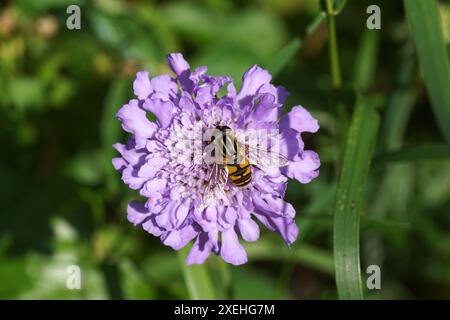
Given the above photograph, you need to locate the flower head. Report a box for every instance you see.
[113,53,320,265]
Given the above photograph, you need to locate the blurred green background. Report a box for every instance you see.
[0,0,449,299]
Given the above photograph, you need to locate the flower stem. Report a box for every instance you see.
[178,248,216,300]
[216,257,233,299]
[325,0,343,89]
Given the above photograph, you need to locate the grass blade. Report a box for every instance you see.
[178,248,216,300]
[404,0,450,148]
[265,38,302,79]
[353,30,380,91]
[334,96,380,299]
[378,44,417,152]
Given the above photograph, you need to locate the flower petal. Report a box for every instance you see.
[142,216,164,237]
[237,65,272,105]
[277,128,302,160]
[133,71,152,100]
[138,156,169,178]
[220,228,248,265]
[150,74,178,101]
[113,140,145,166]
[127,200,151,225]
[121,166,147,190]
[254,213,299,246]
[116,99,158,141]
[254,194,296,219]
[167,53,192,92]
[175,200,191,227]
[112,157,127,171]
[140,178,168,199]
[167,53,190,77]
[162,225,197,250]
[251,93,279,123]
[186,232,212,265]
[259,83,288,105]
[238,218,260,242]
[279,106,319,133]
[143,98,175,129]
[283,150,320,184]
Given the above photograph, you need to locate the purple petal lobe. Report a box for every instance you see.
[138,156,168,178]
[254,213,299,246]
[163,225,197,250]
[142,217,164,237]
[167,53,192,92]
[127,201,150,225]
[259,83,288,105]
[220,228,248,265]
[150,74,177,101]
[112,157,127,171]
[279,106,319,133]
[116,99,157,141]
[283,150,320,184]
[238,65,272,104]
[113,141,145,166]
[133,71,152,100]
[141,178,167,199]
[238,218,260,242]
[277,128,301,160]
[121,166,147,190]
[167,53,190,76]
[143,98,175,129]
[186,232,212,265]
[252,93,279,122]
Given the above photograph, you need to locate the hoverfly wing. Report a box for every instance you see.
[203,163,228,205]
[246,145,289,168]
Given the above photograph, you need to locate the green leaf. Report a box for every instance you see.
[163,4,287,58]
[232,267,279,300]
[305,12,326,37]
[307,0,349,37]
[333,96,380,300]
[178,248,216,300]
[246,241,334,275]
[353,31,380,91]
[9,77,45,111]
[377,45,417,152]
[100,78,131,193]
[265,38,302,79]
[119,258,156,299]
[88,9,161,62]
[404,0,450,149]
[375,145,450,164]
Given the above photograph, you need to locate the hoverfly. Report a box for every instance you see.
[203,125,289,204]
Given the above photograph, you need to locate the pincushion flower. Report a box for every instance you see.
[112,53,320,265]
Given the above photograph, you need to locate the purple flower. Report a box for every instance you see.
[113,53,320,265]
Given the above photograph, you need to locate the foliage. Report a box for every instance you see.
[0,0,449,299]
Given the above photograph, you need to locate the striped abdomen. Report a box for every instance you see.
[217,126,252,187]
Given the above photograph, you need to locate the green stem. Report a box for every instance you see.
[325,0,343,89]
[216,257,233,299]
[178,248,216,300]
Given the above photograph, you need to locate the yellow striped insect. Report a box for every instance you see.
[203,126,289,204]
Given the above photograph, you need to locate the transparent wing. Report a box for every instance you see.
[246,144,289,168]
[203,163,228,205]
